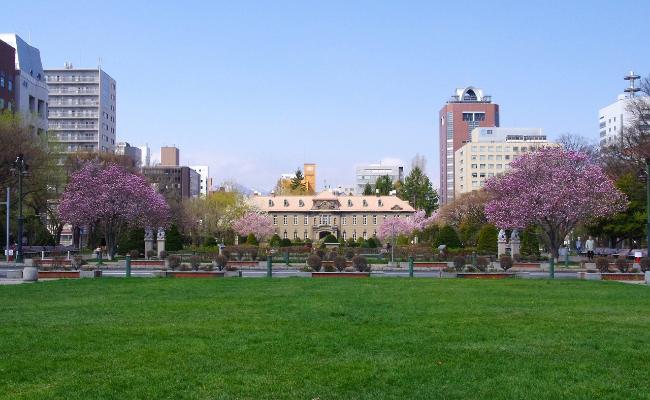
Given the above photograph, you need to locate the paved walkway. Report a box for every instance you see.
[0,279,28,285]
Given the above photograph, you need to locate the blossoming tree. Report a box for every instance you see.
[231,212,275,242]
[58,163,170,259]
[484,147,627,259]
[377,210,437,241]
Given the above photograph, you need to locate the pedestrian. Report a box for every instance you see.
[575,237,582,254]
[585,236,595,261]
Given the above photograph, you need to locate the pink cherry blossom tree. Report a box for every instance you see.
[58,162,170,259]
[484,147,627,259]
[231,212,275,242]
[377,210,437,241]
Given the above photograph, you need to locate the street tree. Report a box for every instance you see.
[375,175,393,196]
[363,183,373,195]
[58,162,170,259]
[397,166,438,216]
[232,212,275,242]
[484,147,627,259]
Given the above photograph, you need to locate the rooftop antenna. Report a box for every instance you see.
[624,70,640,97]
[98,57,103,70]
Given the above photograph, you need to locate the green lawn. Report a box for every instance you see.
[1,279,649,399]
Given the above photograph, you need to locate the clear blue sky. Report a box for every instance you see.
[4,0,649,192]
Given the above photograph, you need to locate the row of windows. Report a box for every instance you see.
[0,73,14,92]
[269,198,384,208]
[280,230,376,241]
[272,214,387,226]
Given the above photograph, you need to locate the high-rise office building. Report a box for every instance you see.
[161,146,180,166]
[598,71,649,147]
[355,163,404,194]
[142,166,200,203]
[190,165,210,196]
[303,163,316,193]
[0,34,48,135]
[139,144,151,167]
[45,64,116,152]
[438,86,499,204]
[0,39,16,112]
[454,127,555,196]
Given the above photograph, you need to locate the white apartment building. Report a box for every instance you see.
[454,127,555,196]
[190,165,210,196]
[598,94,630,147]
[0,33,48,135]
[45,64,116,153]
[355,164,404,194]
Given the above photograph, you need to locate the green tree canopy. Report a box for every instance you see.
[520,227,541,258]
[165,225,184,252]
[476,224,498,255]
[290,168,306,192]
[435,225,461,249]
[398,166,438,216]
[375,175,393,196]
[363,183,373,195]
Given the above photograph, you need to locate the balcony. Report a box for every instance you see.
[46,77,98,84]
[48,88,99,95]
[49,101,99,108]
[55,135,99,143]
[48,112,99,119]
[49,124,98,131]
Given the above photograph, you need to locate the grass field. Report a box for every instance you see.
[1,278,649,399]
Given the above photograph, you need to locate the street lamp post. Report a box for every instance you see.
[1,188,9,261]
[11,155,28,264]
[646,159,650,258]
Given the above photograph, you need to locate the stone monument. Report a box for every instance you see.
[497,229,508,256]
[157,227,166,258]
[144,227,154,259]
[510,229,521,256]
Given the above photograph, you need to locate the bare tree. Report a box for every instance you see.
[557,133,600,162]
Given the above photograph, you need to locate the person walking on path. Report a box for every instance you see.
[585,236,595,261]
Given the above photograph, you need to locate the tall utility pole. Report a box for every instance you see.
[11,155,28,264]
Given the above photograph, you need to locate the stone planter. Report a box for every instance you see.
[6,270,23,279]
[22,266,38,282]
[577,272,602,280]
[227,261,258,268]
[601,273,645,281]
[312,272,370,278]
[512,262,542,271]
[456,272,515,279]
[440,271,457,278]
[414,262,449,270]
[38,270,80,279]
[167,271,225,278]
[224,270,241,278]
[80,270,102,278]
[130,260,164,267]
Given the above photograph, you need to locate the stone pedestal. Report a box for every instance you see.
[510,229,521,257]
[157,228,166,258]
[497,229,508,256]
[145,228,154,259]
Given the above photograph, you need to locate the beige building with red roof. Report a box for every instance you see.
[250,191,415,242]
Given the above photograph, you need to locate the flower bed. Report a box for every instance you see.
[38,270,80,279]
[456,272,515,279]
[131,260,165,267]
[167,271,225,278]
[414,262,448,270]
[312,272,370,278]
[512,262,542,271]
[227,261,258,268]
[601,273,645,281]
[33,259,73,268]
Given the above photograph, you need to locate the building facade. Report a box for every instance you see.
[439,86,499,204]
[142,166,200,203]
[190,165,210,196]
[355,163,404,194]
[0,34,48,135]
[250,192,415,242]
[0,39,16,112]
[454,127,555,196]
[161,146,180,166]
[139,144,151,167]
[115,142,142,167]
[45,64,116,152]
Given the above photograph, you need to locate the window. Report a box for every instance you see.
[363,231,367,240]
[348,199,353,207]
[372,215,377,224]
[363,215,367,225]
[342,216,347,225]
[378,199,383,207]
[363,199,368,207]
[273,216,277,225]
[299,200,304,207]
[353,215,357,225]
[284,199,289,207]
[283,215,288,225]
[304,231,308,240]
[304,216,308,225]
[352,231,357,241]
[293,215,298,225]
[343,231,347,240]
[293,231,298,240]
[283,231,288,239]
[268,200,274,207]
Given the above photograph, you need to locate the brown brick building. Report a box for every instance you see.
[438,87,499,204]
[0,39,16,111]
